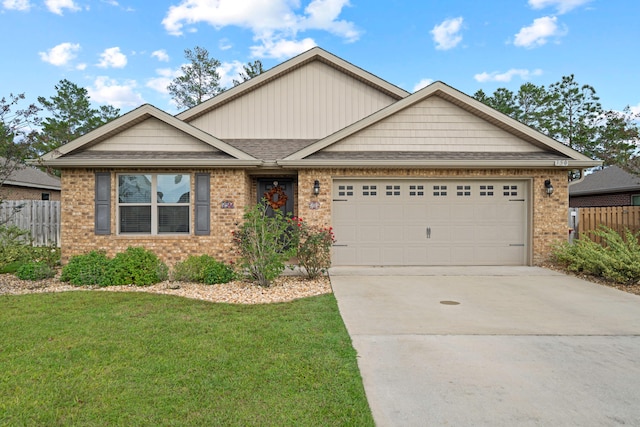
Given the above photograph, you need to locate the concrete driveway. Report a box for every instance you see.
[329,267,640,426]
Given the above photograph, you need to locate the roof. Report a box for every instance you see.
[36,104,261,168]
[33,48,602,171]
[176,47,410,123]
[569,165,640,196]
[2,158,61,191]
[282,81,600,169]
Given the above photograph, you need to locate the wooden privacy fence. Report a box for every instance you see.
[0,200,61,247]
[573,206,640,243]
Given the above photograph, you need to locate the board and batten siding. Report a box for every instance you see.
[188,61,398,139]
[86,117,219,152]
[324,96,546,153]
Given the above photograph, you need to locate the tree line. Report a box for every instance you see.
[473,76,639,174]
[1,44,638,190]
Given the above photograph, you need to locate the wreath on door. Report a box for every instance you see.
[264,186,288,210]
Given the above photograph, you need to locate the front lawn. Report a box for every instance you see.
[0,291,374,426]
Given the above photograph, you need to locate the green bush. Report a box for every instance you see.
[172,254,235,284]
[0,225,32,267]
[107,247,169,286]
[232,202,297,287]
[15,261,56,281]
[553,226,640,284]
[30,245,61,269]
[60,251,112,286]
[290,217,335,279]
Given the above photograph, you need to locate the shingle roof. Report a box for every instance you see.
[3,159,60,190]
[306,151,570,161]
[224,139,317,161]
[569,165,640,195]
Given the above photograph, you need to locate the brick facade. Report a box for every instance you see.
[0,185,61,201]
[570,192,638,207]
[297,168,569,265]
[61,167,568,267]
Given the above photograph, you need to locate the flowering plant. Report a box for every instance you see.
[290,216,336,279]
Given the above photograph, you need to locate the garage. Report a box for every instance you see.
[332,179,529,266]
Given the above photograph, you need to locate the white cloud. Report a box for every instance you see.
[630,104,640,117]
[39,42,80,66]
[146,68,180,95]
[513,16,566,48]
[45,0,80,15]
[76,63,87,70]
[413,78,434,92]
[151,49,170,62]
[219,38,232,50]
[528,0,592,14]
[97,47,127,68]
[161,0,359,58]
[250,37,317,59]
[218,60,246,87]
[430,17,464,50]
[2,0,31,11]
[88,76,144,108]
[474,68,543,83]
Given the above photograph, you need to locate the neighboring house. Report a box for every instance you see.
[0,160,61,201]
[37,47,599,267]
[569,166,640,207]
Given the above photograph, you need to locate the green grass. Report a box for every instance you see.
[0,292,374,426]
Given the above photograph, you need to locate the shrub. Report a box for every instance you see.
[107,247,169,286]
[291,217,335,279]
[553,226,640,284]
[30,245,61,269]
[172,254,235,284]
[60,251,112,286]
[16,261,56,281]
[233,202,297,286]
[0,225,32,267]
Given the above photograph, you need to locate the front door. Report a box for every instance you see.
[257,178,295,217]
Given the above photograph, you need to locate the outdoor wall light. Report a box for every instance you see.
[313,180,320,196]
[544,179,554,197]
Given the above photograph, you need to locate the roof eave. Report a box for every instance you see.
[39,159,263,168]
[277,159,602,169]
[3,180,61,190]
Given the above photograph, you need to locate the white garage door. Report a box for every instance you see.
[332,179,529,266]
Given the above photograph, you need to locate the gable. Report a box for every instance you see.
[188,60,399,139]
[323,96,545,153]
[86,117,219,153]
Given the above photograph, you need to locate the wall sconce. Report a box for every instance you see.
[313,180,320,196]
[544,179,554,197]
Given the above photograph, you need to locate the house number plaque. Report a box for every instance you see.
[221,200,234,209]
[309,201,321,210]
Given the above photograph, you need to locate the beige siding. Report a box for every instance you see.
[87,117,218,152]
[325,96,545,152]
[188,61,398,139]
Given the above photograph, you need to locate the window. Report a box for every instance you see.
[118,174,190,234]
[632,195,640,206]
[41,193,50,201]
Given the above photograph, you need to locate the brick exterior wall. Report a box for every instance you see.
[61,169,249,267]
[0,185,61,201]
[61,167,568,268]
[570,192,638,207]
[297,168,569,265]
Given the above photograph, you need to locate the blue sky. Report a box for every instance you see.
[1,0,638,116]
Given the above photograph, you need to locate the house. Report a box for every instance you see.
[37,47,600,267]
[569,166,640,207]
[0,159,61,201]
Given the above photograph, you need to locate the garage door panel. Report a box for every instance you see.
[332,179,528,266]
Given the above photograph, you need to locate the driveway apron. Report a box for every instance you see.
[330,267,640,426]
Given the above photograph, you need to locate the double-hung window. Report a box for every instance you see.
[118,174,191,234]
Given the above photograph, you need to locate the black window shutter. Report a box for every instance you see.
[95,172,111,235]
[194,173,210,235]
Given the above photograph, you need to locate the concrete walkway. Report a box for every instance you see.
[330,267,640,426]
